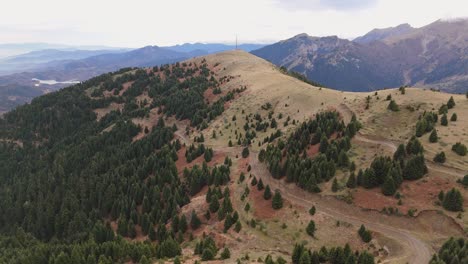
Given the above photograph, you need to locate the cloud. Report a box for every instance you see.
[319,0,377,10]
[274,0,378,11]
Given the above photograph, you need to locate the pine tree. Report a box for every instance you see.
[387,100,399,111]
[442,188,463,212]
[441,114,448,126]
[209,197,220,213]
[439,104,448,114]
[299,251,311,264]
[438,190,445,202]
[358,225,372,243]
[452,142,467,156]
[447,96,456,109]
[450,113,457,121]
[190,210,201,230]
[306,220,316,237]
[319,135,329,153]
[257,178,264,190]
[242,147,250,158]
[234,221,242,233]
[382,176,396,196]
[332,178,339,192]
[338,150,350,167]
[429,129,438,143]
[393,144,406,161]
[433,152,446,163]
[346,172,357,188]
[272,190,283,209]
[251,176,258,186]
[263,185,272,200]
[220,248,231,259]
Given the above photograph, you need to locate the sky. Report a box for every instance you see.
[1,0,467,47]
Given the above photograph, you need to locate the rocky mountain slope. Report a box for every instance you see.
[252,19,468,93]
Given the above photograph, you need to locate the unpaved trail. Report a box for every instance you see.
[249,151,432,264]
[337,103,466,178]
[175,128,191,146]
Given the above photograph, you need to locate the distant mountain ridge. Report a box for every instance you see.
[252,19,468,93]
[0,42,266,113]
[165,43,266,53]
[354,23,414,44]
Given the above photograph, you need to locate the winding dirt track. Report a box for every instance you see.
[337,103,465,178]
[244,102,468,264]
[199,102,463,263]
[249,152,432,264]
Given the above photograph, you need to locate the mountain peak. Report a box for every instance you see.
[354,23,414,44]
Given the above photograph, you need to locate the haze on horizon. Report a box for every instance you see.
[1,0,468,48]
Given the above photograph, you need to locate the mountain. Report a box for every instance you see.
[0,50,465,263]
[0,43,126,58]
[1,49,131,64]
[165,43,266,54]
[0,49,132,76]
[0,46,194,113]
[252,34,402,91]
[252,19,468,93]
[354,23,414,44]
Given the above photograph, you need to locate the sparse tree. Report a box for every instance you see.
[242,147,250,158]
[441,114,448,126]
[387,100,399,112]
[433,152,446,163]
[263,185,272,200]
[346,172,357,188]
[382,176,396,196]
[447,96,456,109]
[306,220,316,237]
[429,129,438,143]
[442,188,463,212]
[450,113,457,121]
[272,190,283,209]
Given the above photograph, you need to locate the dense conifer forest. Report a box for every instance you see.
[0,61,236,262]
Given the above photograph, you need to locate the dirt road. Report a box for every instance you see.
[337,103,465,178]
[249,152,432,264]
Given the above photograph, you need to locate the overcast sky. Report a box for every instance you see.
[1,0,467,47]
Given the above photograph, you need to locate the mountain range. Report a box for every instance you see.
[0,43,266,113]
[252,19,468,93]
[1,19,468,114]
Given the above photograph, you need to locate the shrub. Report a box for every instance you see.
[358,225,372,243]
[433,152,446,163]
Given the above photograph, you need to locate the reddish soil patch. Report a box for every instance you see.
[175,147,226,175]
[236,156,250,174]
[353,175,458,214]
[131,108,161,141]
[203,88,223,104]
[109,221,147,242]
[250,186,276,219]
[119,81,134,96]
[306,144,320,158]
